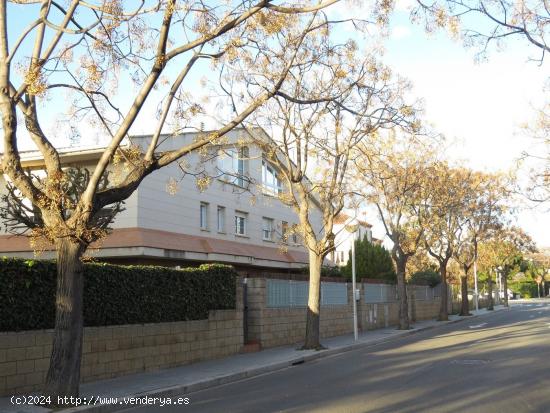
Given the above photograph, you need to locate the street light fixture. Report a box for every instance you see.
[345,222,359,341]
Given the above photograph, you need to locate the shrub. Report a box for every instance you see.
[509,281,538,298]
[342,236,396,282]
[0,258,237,332]
[410,269,441,287]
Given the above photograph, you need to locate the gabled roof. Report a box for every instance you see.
[334,213,372,228]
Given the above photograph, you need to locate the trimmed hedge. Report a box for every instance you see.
[0,258,237,332]
[342,236,396,282]
[509,281,539,298]
[409,269,441,287]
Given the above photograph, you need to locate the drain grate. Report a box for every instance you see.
[451,359,490,365]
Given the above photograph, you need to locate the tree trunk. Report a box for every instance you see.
[459,275,471,316]
[438,264,448,321]
[487,274,494,310]
[396,259,410,330]
[44,238,86,400]
[303,251,323,349]
[503,272,509,307]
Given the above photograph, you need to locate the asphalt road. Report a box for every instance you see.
[124,300,550,413]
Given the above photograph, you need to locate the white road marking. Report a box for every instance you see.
[469,323,488,329]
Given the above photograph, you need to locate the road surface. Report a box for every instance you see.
[124,300,550,413]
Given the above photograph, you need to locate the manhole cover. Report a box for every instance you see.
[451,359,490,365]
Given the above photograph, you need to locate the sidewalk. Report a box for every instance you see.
[0,306,506,413]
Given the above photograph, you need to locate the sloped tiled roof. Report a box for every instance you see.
[334,213,372,228]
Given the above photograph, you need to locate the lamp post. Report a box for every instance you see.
[473,239,479,311]
[473,259,479,311]
[345,222,359,341]
[497,265,503,304]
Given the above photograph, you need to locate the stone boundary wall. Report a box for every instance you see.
[0,283,243,397]
[246,277,354,348]
[1,276,479,396]
[246,278,446,349]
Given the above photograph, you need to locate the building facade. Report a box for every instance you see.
[331,212,374,267]
[0,129,323,272]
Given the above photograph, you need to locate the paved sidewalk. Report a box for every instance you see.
[0,306,506,413]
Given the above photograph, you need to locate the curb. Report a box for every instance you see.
[57,308,506,413]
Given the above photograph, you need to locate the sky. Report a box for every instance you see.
[327,1,550,247]
[3,1,549,247]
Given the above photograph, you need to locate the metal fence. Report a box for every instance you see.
[363,283,398,303]
[266,279,348,308]
[321,282,348,305]
[267,279,443,307]
[412,285,436,301]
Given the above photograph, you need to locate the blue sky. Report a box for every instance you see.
[325,1,549,246]
[4,1,550,246]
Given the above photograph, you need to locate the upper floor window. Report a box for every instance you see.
[262,160,282,195]
[217,206,226,233]
[200,202,209,230]
[235,212,247,236]
[262,217,274,241]
[281,221,289,243]
[218,146,249,187]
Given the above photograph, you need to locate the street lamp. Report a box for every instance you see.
[473,259,479,311]
[473,238,479,311]
[497,265,503,302]
[345,222,359,341]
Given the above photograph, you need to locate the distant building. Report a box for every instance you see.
[330,212,373,267]
[0,129,324,272]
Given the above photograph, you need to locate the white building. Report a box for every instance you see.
[0,129,323,273]
[330,212,374,267]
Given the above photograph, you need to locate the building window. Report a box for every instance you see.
[200,202,209,230]
[281,221,289,243]
[217,206,226,233]
[262,159,282,195]
[292,224,298,244]
[366,228,373,243]
[262,217,274,241]
[234,212,247,236]
[218,146,249,187]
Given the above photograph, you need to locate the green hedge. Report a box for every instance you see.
[342,237,396,282]
[409,269,441,288]
[509,281,539,298]
[0,258,237,332]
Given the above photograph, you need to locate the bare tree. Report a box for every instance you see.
[240,52,420,349]
[413,0,550,62]
[355,134,436,329]
[453,170,512,315]
[454,231,475,316]
[478,226,537,306]
[0,0,351,398]
[418,163,478,320]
